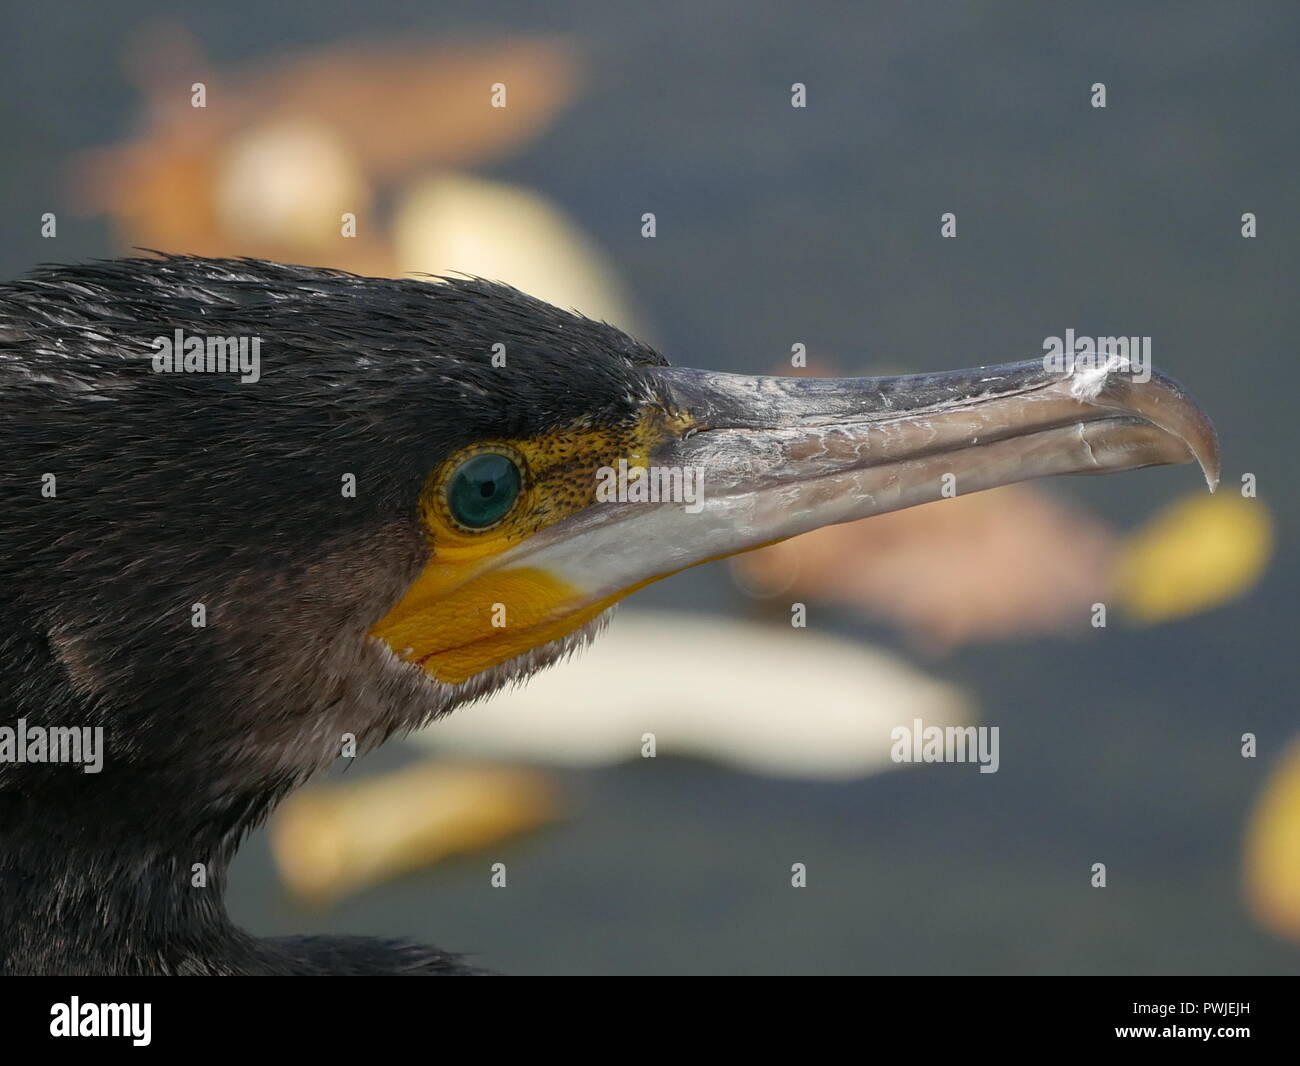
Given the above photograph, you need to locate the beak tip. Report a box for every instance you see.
[1113,366,1221,496]
[1193,424,1222,494]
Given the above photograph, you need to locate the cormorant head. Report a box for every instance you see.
[0,255,1219,843]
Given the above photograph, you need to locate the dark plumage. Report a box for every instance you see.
[0,255,664,975]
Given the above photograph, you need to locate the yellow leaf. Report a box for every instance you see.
[1114,492,1272,622]
[1244,739,1300,941]
[270,761,558,905]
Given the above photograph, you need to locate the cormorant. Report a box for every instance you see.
[0,255,1219,975]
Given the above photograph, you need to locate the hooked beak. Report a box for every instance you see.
[384,356,1220,685]
[495,358,1220,609]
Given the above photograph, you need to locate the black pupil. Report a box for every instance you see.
[448,453,521,529]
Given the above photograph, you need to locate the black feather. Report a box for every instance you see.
[0,255,666,974]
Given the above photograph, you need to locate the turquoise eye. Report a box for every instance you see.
[447,453,523,530]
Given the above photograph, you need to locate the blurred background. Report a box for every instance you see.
[2,0,1296,973]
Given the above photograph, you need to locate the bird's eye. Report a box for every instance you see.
[446,452,523,530]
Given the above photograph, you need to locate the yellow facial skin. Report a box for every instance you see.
[370,410,686,684]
